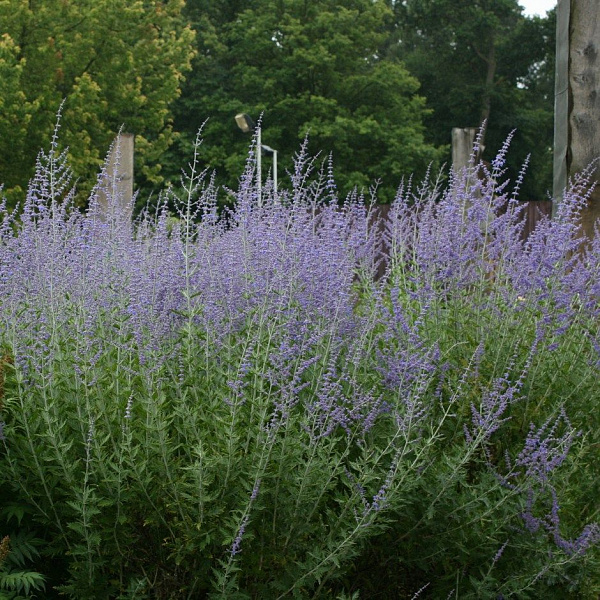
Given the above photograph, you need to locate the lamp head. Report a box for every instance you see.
[235,113,255,133]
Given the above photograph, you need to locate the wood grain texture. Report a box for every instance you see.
[96,133,134,220]
[569,0,600,176]
[553,0,570,200]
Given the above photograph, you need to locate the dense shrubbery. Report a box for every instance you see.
[0,125,598,599]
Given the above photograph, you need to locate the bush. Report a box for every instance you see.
[0,125,598,598]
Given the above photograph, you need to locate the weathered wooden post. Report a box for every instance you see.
[452,127,489,223]
[553,0,600,235]
[97,132,134,220]
[452,127,478,175]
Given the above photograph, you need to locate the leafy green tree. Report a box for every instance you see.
[0,0,195,208]
[165,0,443,205]
[390,0,555,200]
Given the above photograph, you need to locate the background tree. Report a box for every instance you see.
[0,0,195,209]
[164,0,443,206]
[389,0,556,200]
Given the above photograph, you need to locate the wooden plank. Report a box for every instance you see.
[97,133,134,220]
[570,0,600,235]
[568,0,600,177]
[554,0,599,233]
[451,127,478,175]
[553,0,570,206]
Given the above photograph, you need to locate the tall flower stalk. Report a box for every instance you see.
[0,123,598,598]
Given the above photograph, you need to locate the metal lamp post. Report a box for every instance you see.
[235,113,278,206]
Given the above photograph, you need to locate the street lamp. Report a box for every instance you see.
[235,113,278,206]
[235,113,255,134]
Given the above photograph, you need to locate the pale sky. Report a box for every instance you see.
[519,0,557,17]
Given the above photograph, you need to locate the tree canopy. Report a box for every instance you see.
[391,0,556,200]
[0,0,195,208]
[164,0,443,205]
[0,0,557,209]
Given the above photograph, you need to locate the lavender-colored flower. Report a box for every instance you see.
[250,479,261,501]
[230,480,261,557]
[492,540,509,566]
[410,582,430,599]
[465,360,528,444]
[516,410,576,484]
[124,395,134,420]
[230,513,249,557]
[2,119,600,597]
[520,485,600,557]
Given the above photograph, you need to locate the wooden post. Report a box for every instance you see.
[97,133,134,220]
[553,0,600,235]
[553,0,569,208]
[452,127,478,175]
[451,127,491,228]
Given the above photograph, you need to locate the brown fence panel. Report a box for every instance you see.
[367,200,554,281]
[521,200,553,238]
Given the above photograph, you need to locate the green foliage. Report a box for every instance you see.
[0,133,597,598]
[392,0,555,201]
[1,247,597,597]
[0,0,195,209]
[0,570,46,600]
[350,280,600,598]
[162,0,442,208]
[0,507,46,599]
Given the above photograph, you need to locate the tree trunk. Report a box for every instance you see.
[473,37,497,157]
[479,39,496,128]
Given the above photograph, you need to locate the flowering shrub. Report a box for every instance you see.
[0,122,598,599]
